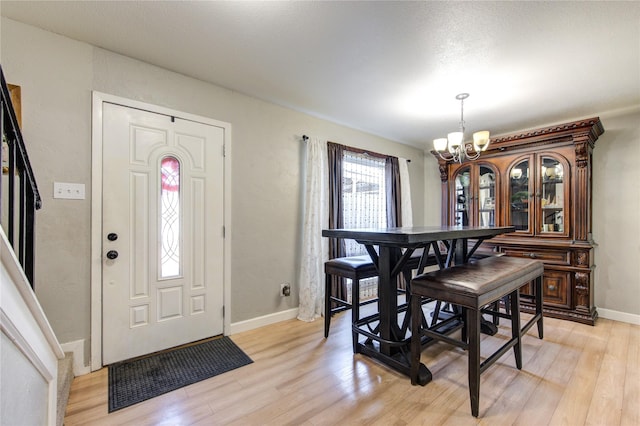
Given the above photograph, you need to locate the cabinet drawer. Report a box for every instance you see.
[518,270,570,308]
[542,270,570,307]
[502,248,570,265]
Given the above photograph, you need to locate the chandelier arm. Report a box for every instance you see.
[436,151,454,162]
[465,150,481,161]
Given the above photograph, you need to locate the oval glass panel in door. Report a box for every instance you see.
[509,159,530,231]
[454,167,471,226]
[160,156,181,278]
[541,157,564,233]
[478,166,496,226]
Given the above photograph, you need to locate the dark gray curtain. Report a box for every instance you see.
[386,156,402,227]
[327,142,346,260]
[327,142,347,305]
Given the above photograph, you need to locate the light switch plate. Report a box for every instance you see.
[53,182,85,200]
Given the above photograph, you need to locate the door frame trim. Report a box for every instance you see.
[90,91,232,371]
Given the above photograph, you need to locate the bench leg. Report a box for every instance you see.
[324,274,331,338]
[467,307,481,418]
[510,289,523,370]
[535,276,544,339]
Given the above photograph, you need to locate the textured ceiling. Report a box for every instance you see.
[1,1,639,148]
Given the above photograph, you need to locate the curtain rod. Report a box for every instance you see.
[301,134,410,162]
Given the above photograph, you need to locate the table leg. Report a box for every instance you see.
[352,245,432,384]
[377,245,401,356]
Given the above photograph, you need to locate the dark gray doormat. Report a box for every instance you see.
[108,336,253,412]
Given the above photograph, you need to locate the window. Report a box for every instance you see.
[327,142,402,302]
[342,150,387,256]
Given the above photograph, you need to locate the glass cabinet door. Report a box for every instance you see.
[509,159,530,231]
[539,156,565,234]
[478,165,496,226]
[454,167,471,226]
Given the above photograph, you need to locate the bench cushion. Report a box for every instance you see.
[411,256,543,309]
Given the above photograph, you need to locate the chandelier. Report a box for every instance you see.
[433,93,490,163]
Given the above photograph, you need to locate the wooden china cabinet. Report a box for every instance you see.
[434,117,604,325]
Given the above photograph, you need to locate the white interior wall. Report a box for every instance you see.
[0,17,426,365]
[592,108,640,319]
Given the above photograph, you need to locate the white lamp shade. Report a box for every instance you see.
[473,131,490,151]
[447,132,463,147]
[511,168,522,179]
[433,138,448,151]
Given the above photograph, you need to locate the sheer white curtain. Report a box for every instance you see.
[297,137,329,322]
[399,158,413,227]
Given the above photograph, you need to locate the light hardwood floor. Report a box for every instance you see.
[65,306,639,425]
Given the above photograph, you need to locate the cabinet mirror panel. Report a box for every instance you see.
[454,167,470,226]
[478,166,496,227]
[509,159,530,231]
[540,157,564,233]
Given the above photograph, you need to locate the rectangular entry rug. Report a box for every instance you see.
[108,336,253,412]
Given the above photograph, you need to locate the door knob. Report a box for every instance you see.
[106,250,119,260]
[107,233,118,241]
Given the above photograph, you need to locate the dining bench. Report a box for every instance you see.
[409,255,544,417]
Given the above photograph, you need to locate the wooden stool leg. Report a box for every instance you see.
[467,307,481,418]
[352,278,360,353]
[509,289,523,370]
[410,292,423,385]
[535,276,544,339]
[431,301,442,327]
[324,274,332,338]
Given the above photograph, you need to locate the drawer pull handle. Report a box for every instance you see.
[529,253,537,259]
[548,285,556,291]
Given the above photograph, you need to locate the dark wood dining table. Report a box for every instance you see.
[322,225,515,384]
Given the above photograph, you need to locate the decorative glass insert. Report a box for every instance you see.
[160,156,181,278]
[454,167,471,226]
[478,166,496,227]
[509,160,530,231]
[540,157,564,233]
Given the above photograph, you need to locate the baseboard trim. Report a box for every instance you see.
[228,308,299,335]
[60,340,91,376]
[598,308,640,325]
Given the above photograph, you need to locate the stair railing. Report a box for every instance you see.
[1,65,42,288]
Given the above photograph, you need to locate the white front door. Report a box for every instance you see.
[101,102,224,364]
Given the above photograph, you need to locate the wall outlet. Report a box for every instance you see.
[280,283,291,297]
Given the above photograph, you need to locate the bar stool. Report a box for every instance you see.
[324,248,434,352]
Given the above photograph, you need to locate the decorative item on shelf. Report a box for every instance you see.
[433,93,490,163]
[511,190,529,203]
[483,197,495,210]
[479,173,495,187]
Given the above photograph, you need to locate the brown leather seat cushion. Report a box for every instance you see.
[411,256,544,308]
